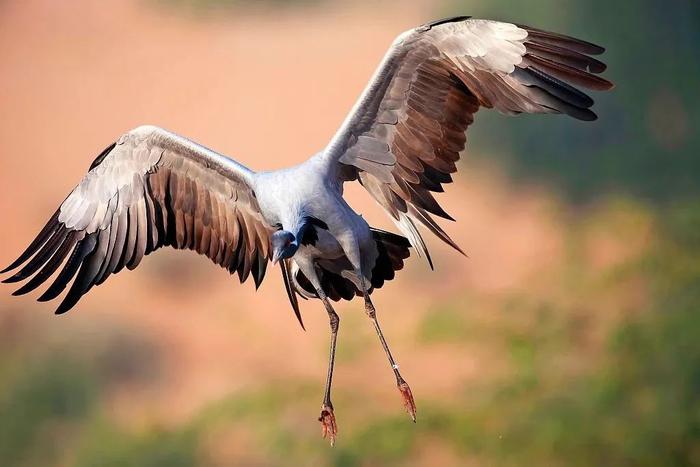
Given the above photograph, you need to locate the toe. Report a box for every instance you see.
[319,405,338,446]
[398,381,417,422]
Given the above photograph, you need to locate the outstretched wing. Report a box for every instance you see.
[323,16,613,265]
[2,125,273,314]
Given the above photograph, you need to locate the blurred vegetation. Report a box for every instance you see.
[2,199,698,466]
[418,303,471,344]
[1,0,699,466]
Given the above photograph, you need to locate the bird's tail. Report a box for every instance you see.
[368,228,412,291]
[292,228,411,302]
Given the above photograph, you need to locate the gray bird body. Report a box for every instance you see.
[253,153,378,294]
[2,16,612,442]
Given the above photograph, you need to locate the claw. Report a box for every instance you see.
[398,381,416,422]
[319,404,338,446]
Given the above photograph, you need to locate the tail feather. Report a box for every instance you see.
[292,228,411,302]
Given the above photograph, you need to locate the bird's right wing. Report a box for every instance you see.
[322,17,612,265]
[2,125,274,314]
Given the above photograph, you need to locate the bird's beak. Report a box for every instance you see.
[272,249,282,265]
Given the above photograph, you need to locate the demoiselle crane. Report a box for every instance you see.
[2,16,612,444]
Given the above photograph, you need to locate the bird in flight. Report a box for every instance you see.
[2,16,611,445]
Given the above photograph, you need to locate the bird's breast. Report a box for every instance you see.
[253,170,335,223]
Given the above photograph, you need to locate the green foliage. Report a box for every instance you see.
[334,416,418,466]
[74,424,199,467]
[0,358,97,467]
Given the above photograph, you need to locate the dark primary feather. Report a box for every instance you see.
[521,25,606,55]
[280,258,305,330]
[38,233,96,303]
[2,225,68,284]
[1,210,60,274]
[12,231,78,296]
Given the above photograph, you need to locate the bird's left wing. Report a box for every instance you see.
[2,125,274,313]
[322,17,613,265]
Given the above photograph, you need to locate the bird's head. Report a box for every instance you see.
[271,230,299,264]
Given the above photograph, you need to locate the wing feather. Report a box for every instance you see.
[12,231,78,296]
[0,210,60,274]
[2,226,68,284]
[38,233,94,303]
[323,17,612,262]
[3,126,274,313]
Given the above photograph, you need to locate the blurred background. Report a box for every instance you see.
[0,0,698,465]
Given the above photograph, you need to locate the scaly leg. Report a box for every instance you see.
[293,255,341,444]
[361,276,417,422]
[318,292,340,446]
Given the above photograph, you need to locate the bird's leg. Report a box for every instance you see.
[318,291,340,446]
[293,256,341,444]
[361,277,417,422]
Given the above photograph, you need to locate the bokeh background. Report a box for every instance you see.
[0,0,698,465]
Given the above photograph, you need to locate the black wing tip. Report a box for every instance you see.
[567,107,598,122]
[2,275,24,284]
[369,228,412,248]
[515,67,595,109]
[295,311,306,331]
[279,260,305,331]
[453,241,468,257]
[585,44,605,56]
[588,61,607,74]
[434,207,457,222]
[423,15,472,30]
[0,264,17,274]
[36,293,54,303]
[520,24,607,55]
[512,26,613,121]
[11,287,31,297]
[10,283,30,296]
[1,210,62,275]
[425,249,434,270]
[53,295,80,314]
[54,303,73,315]
[519,24,613,102]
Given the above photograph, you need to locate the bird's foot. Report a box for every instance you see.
[319,404,338,446]
[398,380,416,422]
